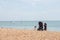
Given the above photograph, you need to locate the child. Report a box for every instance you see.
[34,26,36,30]
[44,23,47,31]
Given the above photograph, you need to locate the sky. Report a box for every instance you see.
[0,0,60,21]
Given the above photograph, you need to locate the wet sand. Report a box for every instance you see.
[0,28,60,40]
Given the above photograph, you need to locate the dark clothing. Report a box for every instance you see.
[37,26,43,31]
[37,22,43,31]
[44,26,47,30]
[44,23,47,31]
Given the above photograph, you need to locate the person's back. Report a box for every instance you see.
[44,23,47,31]
[37,21,43,31]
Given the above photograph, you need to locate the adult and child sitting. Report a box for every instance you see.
[34,21,47,31]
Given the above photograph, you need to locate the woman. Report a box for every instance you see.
[37,21,43,31]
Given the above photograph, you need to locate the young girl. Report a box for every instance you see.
[44,23,47,31]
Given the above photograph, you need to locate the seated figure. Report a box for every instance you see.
[44,23,47,31]
[37,21,43,31]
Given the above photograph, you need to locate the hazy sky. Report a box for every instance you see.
[0,0,60,21]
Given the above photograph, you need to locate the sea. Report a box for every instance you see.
[0,21,60,32]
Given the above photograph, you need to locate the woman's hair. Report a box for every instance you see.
[38,21,43,27]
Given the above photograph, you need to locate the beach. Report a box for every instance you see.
[0,28,60,40]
